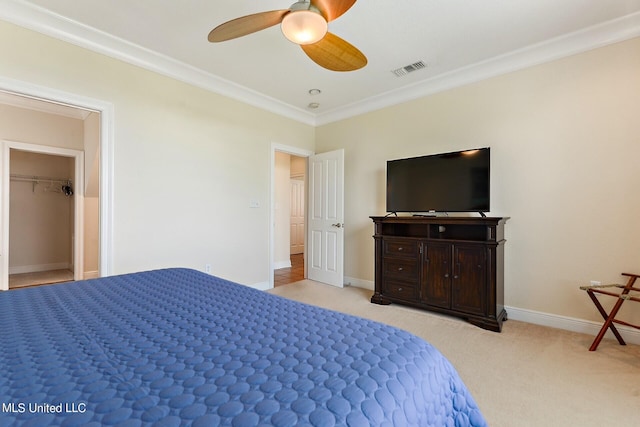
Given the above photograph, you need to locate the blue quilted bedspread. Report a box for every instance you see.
[0,268,486,426]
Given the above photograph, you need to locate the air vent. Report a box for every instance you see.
[391,60,426,77]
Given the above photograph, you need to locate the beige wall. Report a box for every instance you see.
[316,37,640,324]
[0,21,315,286]
[274,152,291,268]
[3,18,638,326]
[290,155,306,177]
[0,103,84,151]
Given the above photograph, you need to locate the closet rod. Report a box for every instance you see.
[9,174,72,184]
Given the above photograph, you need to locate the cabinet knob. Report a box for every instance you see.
[444,274,449,278]
[398,247,403,251]
[454,275,459,279]
[398,287,403,291]
[398,267,403,271]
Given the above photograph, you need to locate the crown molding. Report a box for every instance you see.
[314,11,640,125]
[0,0,316,126]
[1,0,639,127]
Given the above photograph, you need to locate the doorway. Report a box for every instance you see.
[273,151,307,287]
[269,144,345,290]
[0,80,112,291]
[270,144,314,289]
[8,150,77,288]
[2,142,85,289]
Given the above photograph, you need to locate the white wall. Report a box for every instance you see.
[316,37,640,325]
[0,20,315,286]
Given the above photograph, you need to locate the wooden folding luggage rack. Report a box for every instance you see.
[580,273,640,351]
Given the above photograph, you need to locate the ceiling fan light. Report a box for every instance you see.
[281,10,328,45]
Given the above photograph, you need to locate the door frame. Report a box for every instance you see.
[1,142,84,289]
[0,76,114,290]
[269,143,314,290]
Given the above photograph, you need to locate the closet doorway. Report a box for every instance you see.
[2,141,85,290]
[8,149,78,288]
[0,81,112,292]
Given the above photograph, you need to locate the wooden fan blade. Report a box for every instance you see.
[312,0,356,22]
[301,32,367,71]
[208,10,289,42]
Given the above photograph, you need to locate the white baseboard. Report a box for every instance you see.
[22,267,633,346]
[83,270,99,280]
[9,262,71,275]
[250,281,270,291]
[343,276,640,346]
[273,260,291,270]
[344,276,374,289]
[505,306,640,345]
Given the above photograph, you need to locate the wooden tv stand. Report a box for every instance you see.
[370,215,508,332]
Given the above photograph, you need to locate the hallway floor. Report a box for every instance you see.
[274,253,304,287]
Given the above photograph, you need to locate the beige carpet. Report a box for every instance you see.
[268,280,640,427]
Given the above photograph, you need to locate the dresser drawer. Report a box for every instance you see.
[383,257,418,281]
[383,239,418,257]
[384,281,417,301]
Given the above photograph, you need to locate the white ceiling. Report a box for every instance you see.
[2,0,640,125]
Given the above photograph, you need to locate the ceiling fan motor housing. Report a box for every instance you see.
[282,1,328,45]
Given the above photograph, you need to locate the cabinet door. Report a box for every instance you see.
[421,242,451,308]
[451,244,486,316]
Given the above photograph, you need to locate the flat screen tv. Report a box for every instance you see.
[386,148,490,214]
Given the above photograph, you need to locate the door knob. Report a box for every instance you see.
[331,223,343,228]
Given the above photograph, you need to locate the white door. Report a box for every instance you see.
[307,149,344,287]
[290,178,305,255]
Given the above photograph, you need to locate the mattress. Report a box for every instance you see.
[0,268,487,426]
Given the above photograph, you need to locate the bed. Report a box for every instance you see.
[0,268,487,426]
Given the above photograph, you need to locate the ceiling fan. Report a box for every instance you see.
[208,0,367,72]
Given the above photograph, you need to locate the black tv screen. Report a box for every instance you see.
[386,148,490,213]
